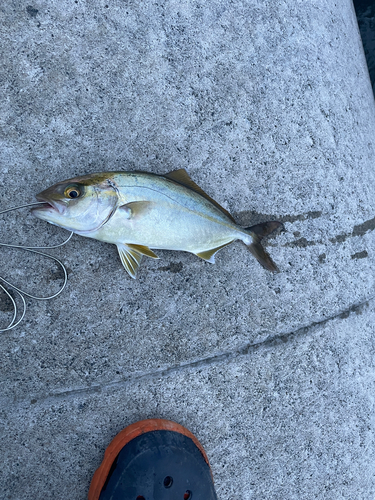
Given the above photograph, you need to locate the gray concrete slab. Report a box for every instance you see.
[2,303,375,499]
[1,0,375,498]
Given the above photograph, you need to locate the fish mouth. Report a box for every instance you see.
[31,196,66,215]
[34,201,54,210]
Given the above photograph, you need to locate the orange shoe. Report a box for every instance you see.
[88,418,218,500]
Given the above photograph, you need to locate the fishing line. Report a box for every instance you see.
[0,202,73,332]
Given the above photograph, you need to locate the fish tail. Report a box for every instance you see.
[244,221,284,272]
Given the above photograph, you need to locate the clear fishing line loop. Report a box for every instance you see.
[0,202,73,332]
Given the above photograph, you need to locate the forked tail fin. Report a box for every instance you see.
[246,221,284,272]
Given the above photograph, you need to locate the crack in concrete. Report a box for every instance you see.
[6,296,371,408]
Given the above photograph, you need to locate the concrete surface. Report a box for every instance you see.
[1,0,375,498]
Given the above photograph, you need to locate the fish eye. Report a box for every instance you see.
[65,186,81,199]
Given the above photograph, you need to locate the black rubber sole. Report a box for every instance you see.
[89,419,217,500]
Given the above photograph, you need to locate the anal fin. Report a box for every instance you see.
[195,241,232,263]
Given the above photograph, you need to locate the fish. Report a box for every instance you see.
[31,169,284,278]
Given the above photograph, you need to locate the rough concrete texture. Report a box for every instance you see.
[0,0,375,498]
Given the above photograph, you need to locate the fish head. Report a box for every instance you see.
[31,173,119,233]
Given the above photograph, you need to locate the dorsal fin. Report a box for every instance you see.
[163,169,236,223]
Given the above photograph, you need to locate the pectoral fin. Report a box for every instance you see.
[118,201,153,219]
[127,244,159,259]
[195,242,232,263]
[117,244,143,279]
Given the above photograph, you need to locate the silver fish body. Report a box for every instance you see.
[32,169,283,278]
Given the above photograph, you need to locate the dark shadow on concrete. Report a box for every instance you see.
[354,0,375,90]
